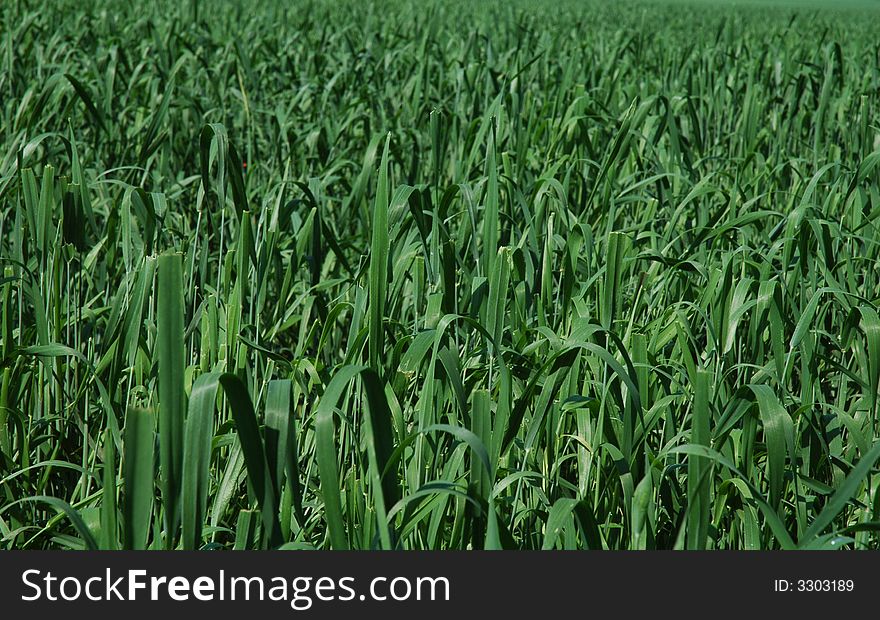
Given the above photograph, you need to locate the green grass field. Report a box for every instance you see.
[648,0,880,9]
[2,0,880,550]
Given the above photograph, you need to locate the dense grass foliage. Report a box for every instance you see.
[2,0,880,550]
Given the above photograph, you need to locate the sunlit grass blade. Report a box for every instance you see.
[157,252,185,548]
[123,407,154,551]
